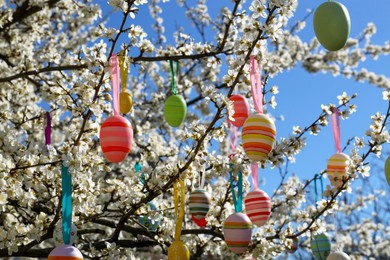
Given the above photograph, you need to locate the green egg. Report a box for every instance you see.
[385,156,390,186]
[164,94,187,127]
[314,1,350,51]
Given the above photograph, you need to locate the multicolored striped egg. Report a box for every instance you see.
[100,115,133,163]
[311,233,331,260]
[168,240,190,260]
[327,152,350,187]
[164,94,187,127]
[223,212,253,255]
[48,244,83,260]
[242,113,276,162]
[189,189,211,220]
[229,94,250,127]
[244,188,271,227]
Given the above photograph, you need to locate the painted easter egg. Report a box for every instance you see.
[242,113,276,162]
[119,92,133,114]
[229,94,250,127]
[223,212,253,255]
[311,233,331,260]
[164,94,187,127]
[313,1,351,51]
[53,221,78,246]
[189,189,211,220]
[244,188,271,227]
[100,115,133,163]
[138,202,160,231]
[327,252,351,260]
[384,156,390,186]
[168,240,190,260]
[48,244,83,260]
[191,215,207,227]
[327,152,350,188]
[286,237,299,254]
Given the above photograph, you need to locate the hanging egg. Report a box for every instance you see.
[242,113,276,162]
[223,212,253,255]
[286,237,299,254]
[99,115,133,163]
[164,94,187,127]
[244,188,271,227]
[327,252,351,260]
[188,189,211,220]
[384,156,390,186]
[53,221,78,246]
[119,91,133,114]
[229,94,250,127]
[48,244,83,260]
[311,233,331,260]
[313,1,351,51]
[327,152,350,187]
[191,215,207,227]
[168,240,190,260]
[138,202,160,231]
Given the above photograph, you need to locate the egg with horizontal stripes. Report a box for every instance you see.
[244,188,271,226]
[242,113,276,162]
[189,189,211,220]
[48,244,83,260]
[99,115,133,163]
[327,152,350,187]
[229,94,250,127]
[223,212,253,255]
[164,94,187,127]
[311,233,331,260]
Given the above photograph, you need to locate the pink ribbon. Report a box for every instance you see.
[229,122,237,154]
[111,54,120,116]
[249,55,263,114]
[251,163,258,190]
[331,107,341,153]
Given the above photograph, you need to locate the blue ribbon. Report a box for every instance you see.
[61,164,72,245]
[314,174,324,210]
[229,171,243,213]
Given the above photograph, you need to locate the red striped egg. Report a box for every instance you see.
[327,152,350,187]
[229,95,250,127]
[48,244,83,260]
[244,188,271,226]
[100,115,133,163]
[223,212,252,255]
[189,189,211,220]
[242,113,276,162]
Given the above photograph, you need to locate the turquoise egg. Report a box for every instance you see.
[164,94,187,127]
[313,1,350,51]
[311,233,331,260]
[138,202,160,231]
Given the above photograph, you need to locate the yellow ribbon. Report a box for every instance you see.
[173,178,185,241]
[118,50,129,93]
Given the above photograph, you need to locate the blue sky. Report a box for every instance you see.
[101,1,390,194]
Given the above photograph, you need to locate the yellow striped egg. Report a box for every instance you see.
[327,152,350,187]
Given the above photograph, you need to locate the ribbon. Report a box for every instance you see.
[229,171,243,213]
[251,163,259,190]
[229,122,238,153]
[111,54,120,116]
[331,107,341,153]
[118,51,129,93]
[199,171,205,190]
[173,178,185,241]
[169,60,179,95]
[61,163,72,245]
[249,55,263,114]
[135,162,145,185]
[45,112,51,145]
[314,174,324,209]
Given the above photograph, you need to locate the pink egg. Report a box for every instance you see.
[48,244,83,260]
[229,95,250,127]
[223,212,252,254]
[100,115,133,163]
[244,188,271,226]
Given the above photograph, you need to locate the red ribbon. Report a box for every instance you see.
[111,54,120,116]
[331,107,341,153]
[249,55,263,114]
